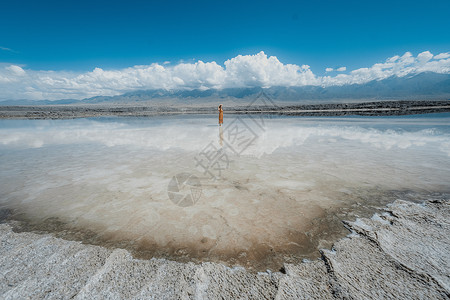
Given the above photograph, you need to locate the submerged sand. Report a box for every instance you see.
[0,198,448,299]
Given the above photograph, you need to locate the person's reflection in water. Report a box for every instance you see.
[218,104,223,126]
[219,126,224,147]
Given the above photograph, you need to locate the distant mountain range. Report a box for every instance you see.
[2,72,449,106]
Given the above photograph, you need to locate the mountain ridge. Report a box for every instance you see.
[1,72,449,106]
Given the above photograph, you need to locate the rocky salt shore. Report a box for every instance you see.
[1,100,449,119]
[0,199,449,299]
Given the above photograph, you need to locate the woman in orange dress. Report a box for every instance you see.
[218,104,223,126]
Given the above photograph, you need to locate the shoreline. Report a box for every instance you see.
[1,100,450,119]
[1,198,448,299]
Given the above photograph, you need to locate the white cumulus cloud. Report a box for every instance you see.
[6,65,26,76]
[326,67,347,72]
[434,52,450,60]
[0,50,449,101]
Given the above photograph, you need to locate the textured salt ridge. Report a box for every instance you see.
[0,199,448,299]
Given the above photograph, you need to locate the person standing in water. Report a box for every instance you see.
[218,104,224,126]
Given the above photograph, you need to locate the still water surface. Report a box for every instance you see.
[1,113,449,271]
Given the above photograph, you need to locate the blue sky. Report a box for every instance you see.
[1,0,449,72]
[0,0,449,100]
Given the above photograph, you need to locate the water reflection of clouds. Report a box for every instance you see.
[1,115,449,269]
[0,116,449,156]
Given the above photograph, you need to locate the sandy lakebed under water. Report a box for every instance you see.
[0,113,449,272]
